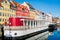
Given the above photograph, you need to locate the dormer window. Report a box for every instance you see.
[22,8,25,12]
[42,12,44,15]
[5,0,7,3]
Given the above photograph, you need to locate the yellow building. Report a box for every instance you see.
[0,0,16,24]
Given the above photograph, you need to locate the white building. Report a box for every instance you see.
[34,11,52,27]
[22,2,35,11]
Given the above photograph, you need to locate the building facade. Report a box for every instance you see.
[0,0,16,24]
[16,4,29,17]
[52,17,60,23]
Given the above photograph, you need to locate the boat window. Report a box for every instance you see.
[31,21,33,26]
[25,20,27,26]
[36,21,37,26]
[34,20,35,26]
[28,20,30,27]
[35,20,36,27]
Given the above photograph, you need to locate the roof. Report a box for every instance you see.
[10,1,19,7]
[52,17,59,19]
[10,1,19,10]
[22,2,35,10]
[0,0,3,2]
[0,0,17,10]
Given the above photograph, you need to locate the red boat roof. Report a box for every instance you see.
[9,16,34,20]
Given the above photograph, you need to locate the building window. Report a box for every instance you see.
[0,13,1,16]
[22,8,25,12]
[7,9,8,11]
[10,14,11,17]
[3,13,4,16]
[5,9,7,11]
[12,10,14,13]
[12,14,13,17]
[0,19,1,22]
[12,10,13,12]
[8,14,9,17]
[42,17,46,19]
[10,14,12,17]
[3,19,4,21]
[5,19,6,21]
[5,19,7,21]
[7,14,9,17]
[5,1,7,3]
[42,12,44,15]
[0,7,3,10]
[0,8,2,10]
[6,14,7,17]
[5,14,6,16]
[1,19,4,22]
[8,9,9,11]
[1,13,3,16]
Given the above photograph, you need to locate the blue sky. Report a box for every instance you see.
[14,0,60,18]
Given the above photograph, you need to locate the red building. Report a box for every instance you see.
[16,4,29,17]
[10,1,29,17]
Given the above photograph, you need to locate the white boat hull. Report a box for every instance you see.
[4,27,48,37]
